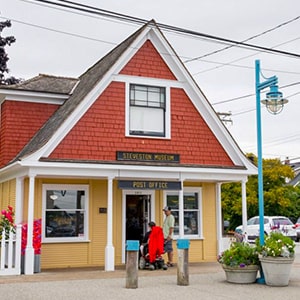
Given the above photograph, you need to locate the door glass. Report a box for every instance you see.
[126,195,151,243]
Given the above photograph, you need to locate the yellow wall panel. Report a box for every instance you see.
[89,179,108,266]
[21,177,219,269]
[113,185,123,264]
[0,179,16,210]
[41,242,90,268]
[201,183,217,261]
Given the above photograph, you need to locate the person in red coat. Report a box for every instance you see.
[148,224,164,263]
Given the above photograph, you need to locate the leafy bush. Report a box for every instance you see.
[256,232,295,258]
[218,242,259,267]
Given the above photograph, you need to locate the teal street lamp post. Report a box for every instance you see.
[255,59,288,283]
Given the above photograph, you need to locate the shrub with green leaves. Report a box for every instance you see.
[257,232,295,258]
[218,242,259,267]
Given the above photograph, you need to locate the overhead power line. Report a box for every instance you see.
[212,81,300,106]
[184,15,300,63]
[192,36,300,76]
[26,0,300,59]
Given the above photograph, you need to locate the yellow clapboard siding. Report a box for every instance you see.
[42,242,90,268]
[0,179,16,210]
[3,177,219,269]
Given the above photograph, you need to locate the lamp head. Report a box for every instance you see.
[261,85,288,115]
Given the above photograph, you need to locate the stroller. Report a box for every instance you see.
[139,225,168,270]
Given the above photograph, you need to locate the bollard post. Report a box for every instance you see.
[125,240,139,289]
[177,239,190,286]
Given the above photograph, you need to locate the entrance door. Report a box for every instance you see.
[122,190,155,263]
[125,194,151,243]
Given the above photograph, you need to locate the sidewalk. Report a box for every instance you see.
[0,254,299,300]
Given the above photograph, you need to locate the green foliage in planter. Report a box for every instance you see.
[218,242,259,267]
[256,232,295,258]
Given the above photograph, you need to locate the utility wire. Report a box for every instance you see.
[212,81,300,106]
[215,90,300,116]
[26,0,300,59]
[12,0,300,116]
[194,56,300,76]
[0,15,118,46]
[184,15,300,63]
[193,36,300,76]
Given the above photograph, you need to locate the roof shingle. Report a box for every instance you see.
[0,74,78,94]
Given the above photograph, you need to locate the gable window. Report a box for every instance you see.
[42,184,89,242]
[129,84,166,137]
[164,188,202,238]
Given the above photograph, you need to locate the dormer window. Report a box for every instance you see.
[129,84,166,137]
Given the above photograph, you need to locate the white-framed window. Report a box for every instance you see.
[42,184,89,243]
[164,188,202,238]
[129,84,166,137]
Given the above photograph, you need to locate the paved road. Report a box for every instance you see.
[0,244,299,300]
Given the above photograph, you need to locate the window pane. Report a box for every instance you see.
[134,89,147,103]
[129,84,166,137]
[166,195,179,210]
[184,211,198,234]
[130,106,164,135]
[165,190,200,237]
[172,210,179,235]
[44,187,87,240]
[46,190,85,209]
[184,193,198,209]
[148,87,162,107]
[45,211,84,238]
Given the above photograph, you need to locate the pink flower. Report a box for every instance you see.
[0,205,16,239]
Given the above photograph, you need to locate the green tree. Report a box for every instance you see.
[0,20,20,85]
[222,155,299,230]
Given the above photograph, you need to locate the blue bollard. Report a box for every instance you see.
[177,239,190,286]
[125,240,139,289]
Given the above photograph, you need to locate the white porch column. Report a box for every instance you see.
[25,174,35,275]
[216,182,223,254]
[241,179,248,240]
[15,177,24,224]
[178,184,184,238]
[105,176,115,271]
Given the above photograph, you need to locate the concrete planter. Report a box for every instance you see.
[259,256,294,286]
[222,264,259,283]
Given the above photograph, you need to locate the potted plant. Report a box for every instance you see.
[218,241,259,283]
[256,232,295,286]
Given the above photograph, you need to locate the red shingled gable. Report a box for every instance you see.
[0,101,59,167]
[49,40,233,166]
[120,40,176,80]
[49,82,233,165]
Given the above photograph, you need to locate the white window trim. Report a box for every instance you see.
[42,184,89,243]
[163,187,203,240]
[125,81,170,139]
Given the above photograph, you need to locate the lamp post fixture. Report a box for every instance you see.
[255,60,288,283]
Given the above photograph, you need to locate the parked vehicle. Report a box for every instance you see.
[293,217,300,242]
[235,216,297,242]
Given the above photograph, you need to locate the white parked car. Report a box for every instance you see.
[235,216,297,242]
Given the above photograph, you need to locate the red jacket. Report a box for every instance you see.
[148,226,164,263]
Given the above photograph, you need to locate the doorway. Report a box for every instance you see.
[126,194,151,242]
[122,190,155,263]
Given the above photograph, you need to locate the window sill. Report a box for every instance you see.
[42,239,91,244]
[173,236,204,240]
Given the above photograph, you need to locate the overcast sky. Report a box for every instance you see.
[1,0,300,162]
